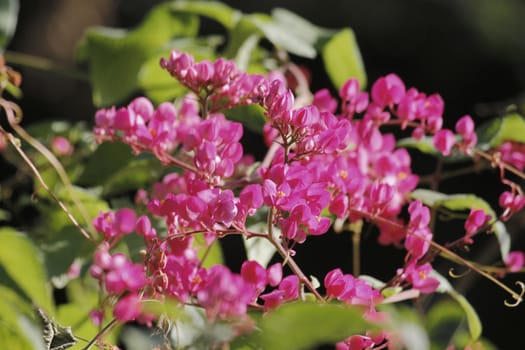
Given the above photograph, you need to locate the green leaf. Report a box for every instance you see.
[271,8,334,48]
[415,191,512,258]
[425,300,464,350]
[224,17,261,58]
[0,287,42,350]
[477,113,525,149]
[224,104,266,134]
[321,28,367,89]
[40,226,90,289]
[0,0,19,52]
[138,37,220,103]
[410,189,496,218]
[452,293,482,341]
[171,0,241,30]
[234,34,261,71]
[244,302,374,349]
[38,186,109,235]
[397,136,469,163]
[0,228,53,313]
[243,222,277,268]
[194,234,224,268]
[101,157,164,196]
[251,16,317,59]
[78,3,199,106]
[431,271,482,341]
[77,142,134,186]
[493,221,510,260]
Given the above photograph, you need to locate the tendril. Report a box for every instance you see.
[503,281,525,308]
[448,267,472,278]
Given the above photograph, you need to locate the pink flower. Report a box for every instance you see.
[241,260,267,293]
[197,265,254,319]
[403,261,439,293]
[408,200,430,230]
[50,136,73,156]
[464,209,491,241]
[113,293,142,323]
[371,73,406,108]
[260,275,300,310]
[313,88,338,113]
[433,129,455,156]
[266,263,283,287]
[455,115,477,149]
[505,251,524,272]
[339,78,369,118]
[404,228,432,259]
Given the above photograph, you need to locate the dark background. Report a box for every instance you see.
[7,0,525,348]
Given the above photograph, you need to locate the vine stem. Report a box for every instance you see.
[81,318,118,350]
[349,208,524,307]
[474,148,525,181]
[5,51,88,81]
[0,98,95,240]
[266,207,325,301]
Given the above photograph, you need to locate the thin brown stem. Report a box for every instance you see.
[81,318,118,350]
[266,207,325,301]
[349,208,524,306]
[1,99,96,239]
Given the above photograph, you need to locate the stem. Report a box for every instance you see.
[349,208,524,306]
[352,229,360,277]
[165,154,200,174]
[1,99,95,239]
[266,207,325,301]
[419,162,489,186]
[0,131,92,241]
[5,51,88,81]
[81,318,118,350]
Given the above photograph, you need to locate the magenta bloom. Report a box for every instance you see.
[464,208,491,240]
[505,251,525,272]
[371,73,406,108]
[50,136,73,156]
[433,129,455,156]
[113,293,142,323]
[197,265,254,320]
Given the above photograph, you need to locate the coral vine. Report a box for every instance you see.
[86,50,525,347]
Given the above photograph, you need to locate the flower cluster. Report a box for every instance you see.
[160,51,268,112]
[87,49,525,349]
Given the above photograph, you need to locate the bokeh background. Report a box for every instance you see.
[7,0,525,348]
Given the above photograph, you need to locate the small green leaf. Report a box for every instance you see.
[410,189,496,218]
[321,28,367,89]
[0,228,54,313]
[397,136,469,163]
[248,302,375,350]
[398,136,439,156]
[477,113,525,148]
[243,222,277,268]
[171,0,241,30]
[79,3,199,106]
[431,271,482,341]
[493,221,510,260]
[0,0,19,52]
[194,233,224,268]
[224,104,266,134]
[452,293,482,341]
